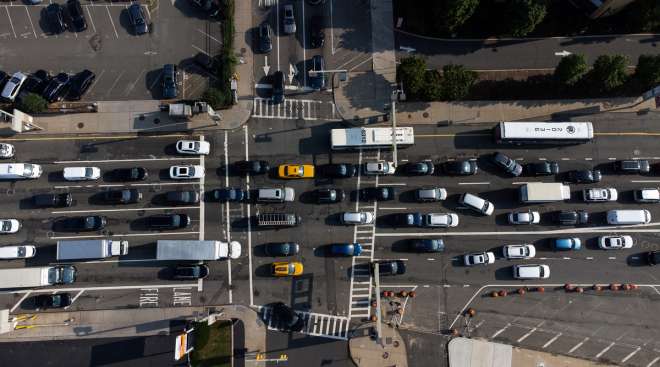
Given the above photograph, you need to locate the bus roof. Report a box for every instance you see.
[331,127,414,148]
[499,122,593,140]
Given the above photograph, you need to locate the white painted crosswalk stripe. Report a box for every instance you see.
[260,306,350,340]
[251,97,337,121]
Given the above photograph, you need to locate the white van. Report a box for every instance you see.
[0,163,42,179]
[513,264,550,279]
[63,167,101,181]
[606,209,651,225]
[257,187,295,203]
[459,193,494,216]
[0,245,36,259]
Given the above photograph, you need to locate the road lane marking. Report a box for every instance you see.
[621,347,641,364]
[244,125,254,307]
[648,356,660,367]
[66,289,85,309]
[458,182,490,185]
[24,6,37,38]
[199,135,205,241]
[52,206,200,214]
[595,342,616,359]
[330,0,335,54]
[377,182,407,186]
[379,207,408,210]
[105,5,119,38]
[53,158,200,164]
[0,283,199,296]
[542,333,562,349]
[48,231,199,239]
[568,337,589,353]
[0,133,191,142]
[375,224,660,236]
[221,132,231,303]
[86,5,97,33]
[491,323,510,339]
[632,180,660,183]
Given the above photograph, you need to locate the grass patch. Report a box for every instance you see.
[190,320,232,367]
[201,0,237,109]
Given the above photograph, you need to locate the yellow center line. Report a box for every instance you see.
[0,133,195,142]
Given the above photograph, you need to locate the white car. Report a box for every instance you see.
[423,213,459,228]
[598,235,633,250]
[63,167,101,181]
[0,143,15,159]
[341,212,374,225]
[170,165,205,179]
[508,210,540,225]
[464,251,495,266]
[0,245,36,259]
[176,140,210,155]
[1,72,27,101]
[583,188,617,202]
[0,219,21,234]
[502,244,536,259]
[633,188,660,203]
[363,161,395,175]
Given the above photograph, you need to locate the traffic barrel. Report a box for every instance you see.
[491,291,499,298]
[575,287,584,294]
[466,308,476,317]
[498,290,508,297]
[610,283,620,291]
[536,287,545,293]
[593,285,602,291]
[518,288,526,295]
[409,291,416,298]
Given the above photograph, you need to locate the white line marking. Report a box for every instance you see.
[621,347,641,363]
[458,182,490,185]
[517,327,537,343]
[542,333,562,349]
[6,7,16,38]
[377,182,407,186]
[647,356,660,367]
[245,126,254,307]
[54,182,199,189]
[585,157,593,161]
[53,157,198,164]
[105,5,119,39]
[491,324,510,339]
[330,0,335,54]
[52,206,200,214]
[48,231,199,239]
[608,157,617,161]
[378,207,408,210]
[24,6,37,38]
[568,337,589,353]
[632,180,660,183]
[85,5,96,33]
[104,70,125,98]
[197,278,203,292]
[0,283,199,296]
[199,135,205,241]
[595,342,616,359]
[197,28,222,44]
[10,292,31,312]
[192,44,208,55]
[276,0,280,71]
[67,289,85,308]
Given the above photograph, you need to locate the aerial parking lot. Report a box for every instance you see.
[0,0,221,101]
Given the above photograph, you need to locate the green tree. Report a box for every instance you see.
[421,70,443,101]
[16,93,47,114]
[507,0,547,37]
[442,0,480,34]
[626,0,660,32]
[554,54,588,86]
[202,87,231,109]
[440,64,477,101]
[635,54,660,90]
[397,56,428,98]
[590,54,629,93]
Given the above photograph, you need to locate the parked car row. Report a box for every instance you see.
[0,69,95,103]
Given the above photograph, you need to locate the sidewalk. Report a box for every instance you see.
[0,304,267,357]
[349,323,408,367]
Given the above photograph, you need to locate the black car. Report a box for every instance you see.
[441,160,478,175]
[128,3,148,35]
[0,71,8,90]
[616,160,650,174]
[45,4,67,34]
[272,71,285,104]
[146,214,190,229]
[360,187,395,201]
[308,55,326,91]
[556,210,588,225]
[321,163,357,178]
[235,160,270,175]
[309,16,324,48]
[35,293,71,310]
[189,0,219,17]
[18,70,50,99]
[270,302,304,332]
[101,189,142,204]
[316,188,344,203]
[66,0,87,32]
[213,188,245,202]
[405,161,434,175]
[173,264,209,280]
[112,167,148,181]
[258,22,273,53]
[409,239,445,253]
[59,215,106,231]
[371,260,406,276]
[525,161,559,176]
[42,73,71,103]
[33,193,73,208]
[162,64,177,99]
[166,191,200,204]
[68,70,95,100]
[392,213,422,227]
[264,242,300,256]
[491,152,523,176]
[647,251,660,265]
[568,169,601,183]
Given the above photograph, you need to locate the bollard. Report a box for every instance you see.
[467,308,476,317]
[370,315,377,322]
[409,291,416,298]
[610,284,620,291]
[564,284,574,292]
[623,284,631,291]
[536,287,545,293]
[399,291,408,298]
[593,285,602,291]
[575,287,584,293]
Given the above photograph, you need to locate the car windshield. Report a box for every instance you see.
[24,164,34,175]
[288,263,296,273]
[1,221,10,231]
[85,168,94,177]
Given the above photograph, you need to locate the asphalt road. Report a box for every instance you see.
[395,31,660,70]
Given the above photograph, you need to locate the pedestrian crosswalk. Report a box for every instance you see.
[258,0,277,7]
[252,97,338,121]
[261,306,350,340]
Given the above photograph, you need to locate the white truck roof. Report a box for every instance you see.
[519,182,570,202]
[0,267,50,288]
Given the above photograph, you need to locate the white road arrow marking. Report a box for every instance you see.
[554,50,572,57]
[288,63,298,84]
[263,55,270,75]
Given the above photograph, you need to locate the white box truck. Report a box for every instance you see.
[156,240,241,261]
[519,182,571,203]
[0,266,76,289]
[56,239,128,260]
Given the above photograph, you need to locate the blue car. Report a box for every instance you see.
[554,237,581,250]
[330,243,362,256]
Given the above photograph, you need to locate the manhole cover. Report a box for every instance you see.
[423,112,429,118]
[77,122,84,129]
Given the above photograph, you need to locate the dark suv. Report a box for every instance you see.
[66,0,87,32]
[441,160,478,175]
[101,189,142,204]
[371,260,406,276]
[616,160,650,174]
[68,70,95,100]
[162,64,178,99]
[491,152,523,176]
[146,214,190,229]
[59,216,106,231]
[33,193,73,208]
[525,161,559,176]
[258,22,272,53]
[45,4,67,34]
[271,71,285,104]
[309,16,325,48]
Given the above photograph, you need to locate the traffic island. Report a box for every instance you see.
[190,320,232,367]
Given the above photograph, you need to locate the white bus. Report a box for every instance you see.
[494,122,594,145]
[330,127,415,150]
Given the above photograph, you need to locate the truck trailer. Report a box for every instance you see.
[0,266,76,289]
[156,240,241,261]
[56,239,128,260]
[519,182,571,203]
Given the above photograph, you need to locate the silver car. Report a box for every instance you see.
[282,5,296,34]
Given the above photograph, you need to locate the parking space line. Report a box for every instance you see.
[54,181,198,189]
[10,291,31,312]
[490,323,510,339]
[595,342,616,359]
[517,327,537,343]
[197,28,221,44]
[66,289,85,309]
[85,5,97,33]
[49,231,199,239]
[568,337,589,354]
[52,206,199,214]
[192,44,208,55]
[542,333,562,348]
[5,6,16,38]
[349,56,373,72]
[104,70,125,98]
[24,6,37,38]
[105,5,119,38]
[648,356,660,367]
[123,69,146,96]
[621,347,641,364]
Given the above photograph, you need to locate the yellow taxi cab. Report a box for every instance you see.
[272,261,303,276]
[277,164,315,179]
